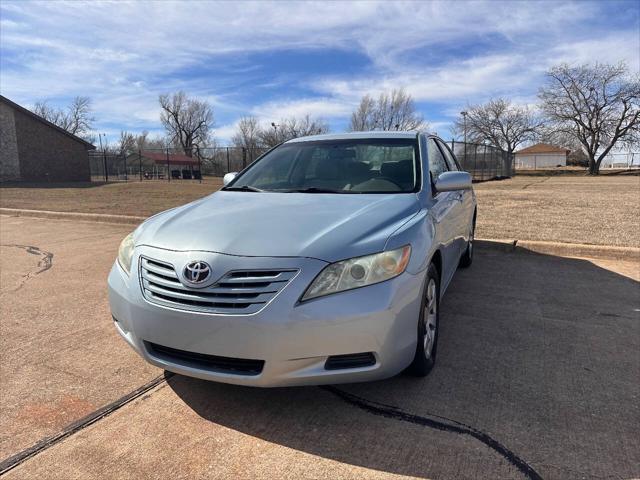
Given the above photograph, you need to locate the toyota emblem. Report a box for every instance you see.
[183,261,211,286]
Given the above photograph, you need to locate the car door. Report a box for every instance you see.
[436,139,473,255]
[426,138,461,289]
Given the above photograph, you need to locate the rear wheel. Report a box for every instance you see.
[409,263,440,376]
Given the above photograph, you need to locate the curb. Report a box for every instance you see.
[2,208,638,262]
[476,238,640,262]
[0,208,145,225]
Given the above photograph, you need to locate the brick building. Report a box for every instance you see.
[0,95,95,182]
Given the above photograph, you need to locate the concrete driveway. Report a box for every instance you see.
[1,215,638,479]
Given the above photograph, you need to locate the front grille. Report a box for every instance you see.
[325,352,377,370]
[145,341,264,375]
[139,257,298,314]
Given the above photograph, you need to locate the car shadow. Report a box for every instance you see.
[167,242,639,479]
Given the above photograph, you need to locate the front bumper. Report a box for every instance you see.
[108,245,423,387]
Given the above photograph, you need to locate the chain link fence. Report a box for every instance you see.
[600,152,640,169]
[449,140,514,181]
[89,147,268,182]
[89,142,512,183]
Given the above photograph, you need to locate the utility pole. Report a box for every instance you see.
[460,111,469,165]
[460,111,468,144]
[166,147,170,182]
[194,144,202,183]
[98,133,108,182]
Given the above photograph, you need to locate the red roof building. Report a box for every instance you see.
[141,151,200,166]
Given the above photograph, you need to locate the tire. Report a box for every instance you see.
[459,217,475,269]
[409,263,440,376]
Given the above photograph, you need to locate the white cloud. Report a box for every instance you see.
[213,122,240,144]
[213,98,353,143]
[313,53,530,104]
[251,98,352,121]
[1,0,637,141]
[548,33,640,71]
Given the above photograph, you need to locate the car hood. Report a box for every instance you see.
[136,191,420,262]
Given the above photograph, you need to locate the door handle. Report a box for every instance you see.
[454,192,463,202]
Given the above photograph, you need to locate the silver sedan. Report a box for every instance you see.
[108,131,476,386]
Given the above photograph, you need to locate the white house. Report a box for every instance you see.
[515,143,569,169]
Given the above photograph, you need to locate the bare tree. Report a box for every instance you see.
[33,100,64,126]
[349,88,427,131]
[134,130,149,151]
[257,124,284,148]
[232,116,262,151]
[453,98,542,155]
[65,97,94,137]
[111,130,169,154]
[117,131,136,156]
[32,96,95,139]
[349,94,377,131]
[376,88,426,131]
[539,63,640,174]
[128,130,167,151]
[283,115,330,138]
[159,91,214,156]
[259,115,329,148]
[142,133,169,151]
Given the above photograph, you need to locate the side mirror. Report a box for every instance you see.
[434,171,472,192]
[223,172,238,186]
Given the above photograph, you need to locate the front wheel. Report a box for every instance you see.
[409,263,440,376]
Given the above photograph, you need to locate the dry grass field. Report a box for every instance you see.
[0,179,222,217]
[474,175,640,247]
[1,175,639,247]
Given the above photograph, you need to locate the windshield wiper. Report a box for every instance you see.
[284,187,347,193]
[223,185,264,192]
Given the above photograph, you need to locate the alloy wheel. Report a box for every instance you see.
[423,278,437,358]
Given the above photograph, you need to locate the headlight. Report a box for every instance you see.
[301,245,411,301]
[117,232,135,275]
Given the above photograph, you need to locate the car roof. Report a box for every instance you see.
[285,131,419,143]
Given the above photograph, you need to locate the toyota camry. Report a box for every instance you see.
[108,131,476,386]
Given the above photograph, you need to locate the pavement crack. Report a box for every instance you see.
[1,244,54,292]
[0,374,172,476]
[321,385,543,480]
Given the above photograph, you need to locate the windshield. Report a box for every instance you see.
[226,138,419,193]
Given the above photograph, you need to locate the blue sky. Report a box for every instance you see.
[1,0,638,144]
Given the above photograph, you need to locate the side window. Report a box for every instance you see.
[437,140,460,171]
[428,139,449,186]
